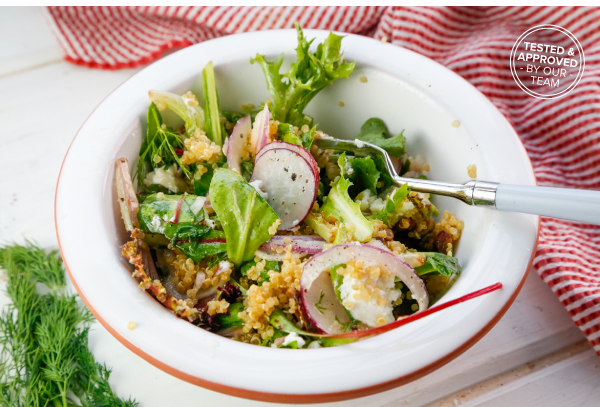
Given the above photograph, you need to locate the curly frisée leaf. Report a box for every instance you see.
[209,169,281,266]
[251,23,355,127]
[321,153,374,242]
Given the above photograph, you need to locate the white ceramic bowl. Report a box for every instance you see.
[55,29,538,403]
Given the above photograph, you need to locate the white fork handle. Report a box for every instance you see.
[495,184,600,224]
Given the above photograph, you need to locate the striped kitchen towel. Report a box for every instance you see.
[46,6,600,354]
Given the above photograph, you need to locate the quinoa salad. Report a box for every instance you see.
[116,25,464,349]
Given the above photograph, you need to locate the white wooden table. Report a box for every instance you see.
[1,7,598,407]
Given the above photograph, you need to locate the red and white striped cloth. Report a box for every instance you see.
[47,6,600,354]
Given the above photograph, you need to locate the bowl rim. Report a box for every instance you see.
[55,28,540,404]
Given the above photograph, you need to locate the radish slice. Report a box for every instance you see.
[300,243,429,334]
[256,141,319,179]
[225,114,251,174]
[250,105,270,155]
[250,148,317,230]
[260,235,326,255]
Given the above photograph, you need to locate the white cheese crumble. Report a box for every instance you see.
[205,218,216,229]
[354,138,365,148]
[307,341,321,349]
[143,164,188,193]
[249,179,269,200]
[339,267,400,327]
[282,332,306,348]
[150,215,165,234]
[190,196,206,216]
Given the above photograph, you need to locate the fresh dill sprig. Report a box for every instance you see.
[314,290,326,314]
[0,242,138,407]
[136,102,191,188]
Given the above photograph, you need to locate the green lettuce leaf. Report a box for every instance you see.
[202,61,226,146]
[356,118,406,158]
[209,169,280,266]
[251,23,355,128]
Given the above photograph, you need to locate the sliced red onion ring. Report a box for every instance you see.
[250,147,318,230]
[260,235,326,255]
[250,104,270,155]
[256,141,319,179]
[225,114,251,174]
[114,158,139,232]
[300,243,429,335]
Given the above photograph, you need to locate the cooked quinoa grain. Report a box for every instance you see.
[467,164,477,178]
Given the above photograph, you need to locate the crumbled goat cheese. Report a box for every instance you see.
[282,332,306,348]
[190,196,206,216]
[354,139,365,148]
[307,341,321,349]
[249,179,269,200]
[143,164,188,193]
[369,198,385,214]
[339,264,400,327]
[150,215,165,234]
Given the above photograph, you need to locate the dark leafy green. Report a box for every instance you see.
[415,252,462,277]
[214,303,244,330]
[344,156,380,196]
[251,23,355,127]
[356,118,406,158]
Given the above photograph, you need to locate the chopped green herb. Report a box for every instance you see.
[314,290,327,314]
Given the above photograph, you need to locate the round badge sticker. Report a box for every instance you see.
[510,24,585,100]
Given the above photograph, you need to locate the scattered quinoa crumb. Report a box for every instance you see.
[467,164,477,178]
[452,120,460,128]
[269,219,282,235]
[127,321,136,330]
[381,36,388,43]
[338,101,345,107]
[422,164,430,172]
[359,76,367,83]
[241,103,255,110]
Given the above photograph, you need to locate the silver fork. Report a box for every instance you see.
[314,138,600,225]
